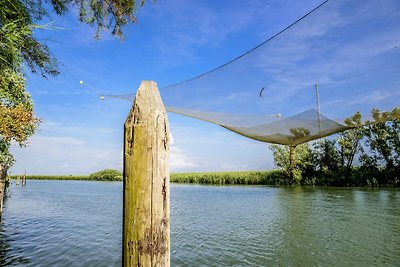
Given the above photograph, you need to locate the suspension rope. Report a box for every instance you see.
[159,0,330,90]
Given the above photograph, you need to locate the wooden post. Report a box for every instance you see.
[22,170,26,187]
[16,176,20,185]
[123,81,170,267]
[0,164,5,213]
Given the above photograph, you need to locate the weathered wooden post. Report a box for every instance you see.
[0,165,5,213]
[22,170,26,187]
[16,175,20,185]
[123,81,170,267]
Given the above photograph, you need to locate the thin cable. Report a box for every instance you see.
[99,0,330,98]
[160,0,330,90]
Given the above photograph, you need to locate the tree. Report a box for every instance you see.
[0,1,59,76]
[363,109,400,171]
[0,0,149,208]
[270,143,313,184]
[0,69,39,143]
[312,138,340,173]
[49,0,145,38]
[1,0,148,40]
[0,3,49,178]
[0,68,39,209]
[338,112,364,176]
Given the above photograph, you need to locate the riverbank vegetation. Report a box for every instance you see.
[170,171,285,185]
[8,113,399,187]
[10,170,286,185]
[89,169,122,181]
[270,113,400,187]
[10,175,92,181]
[10,169,123,181]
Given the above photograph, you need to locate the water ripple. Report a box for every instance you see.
[1,182,400,266]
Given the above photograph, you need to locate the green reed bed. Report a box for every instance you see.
[10,175,92,181]
[170,170,286,185]
[9,169,124,181]
[10,170,287,185]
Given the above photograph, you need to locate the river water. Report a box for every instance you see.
[1,181,399,266]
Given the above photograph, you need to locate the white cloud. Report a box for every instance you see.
[148,0,275,66]
[168,122,274,172]
[170,146,197,171]
[27,135,85,146]
[169,132,197,171]
[10,134,121,175]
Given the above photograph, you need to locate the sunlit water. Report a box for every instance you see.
[1,181,399,266]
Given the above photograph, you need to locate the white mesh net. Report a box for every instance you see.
[104,0,400,146]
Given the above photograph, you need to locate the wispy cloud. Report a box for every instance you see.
[10,134,122,175]
[168,0,400,118]
[148,0,272,66]
[169,123,274,172]
[170,133,197,171]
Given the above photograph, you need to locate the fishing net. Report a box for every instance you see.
[106,0,400,146]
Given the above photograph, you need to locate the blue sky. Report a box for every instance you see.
[9,0,400,175]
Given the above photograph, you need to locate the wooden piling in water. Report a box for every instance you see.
[123,81,170,267]
[16,176,20,185]
[0,165,5,213]
[22,171,26,187]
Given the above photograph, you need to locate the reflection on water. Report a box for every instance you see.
[1,181,400,266]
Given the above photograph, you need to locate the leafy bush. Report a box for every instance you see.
[89,169,122,181]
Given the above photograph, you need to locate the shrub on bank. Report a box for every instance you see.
[89,169,122,181]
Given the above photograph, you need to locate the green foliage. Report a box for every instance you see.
[0,140,14,170]
[269,143,313,184]
[170,170,287,185]
[343,111,362,127]
[269,144,313,171]
[21,0,148,39]
[270,108,400,187]
[312,139,340,172]
[0,1,58,76]
[338,128,363,173]
[0,68,39,144]
[9,174,123,181]
[1,0,56,174]
[0,68,39,176]
[1,0,148,174]
[363,109,399,171]
[10,175,91,181]
[10,171,287,185]
[89,169,122,181]
[74,0,143,38]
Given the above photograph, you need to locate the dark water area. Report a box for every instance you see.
[1,181,400,266]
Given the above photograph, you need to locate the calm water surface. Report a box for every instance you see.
[1,180,400,266]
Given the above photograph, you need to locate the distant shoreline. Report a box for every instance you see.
[9,171,282,184]
[9,170,400,187]
[10,175,97,181]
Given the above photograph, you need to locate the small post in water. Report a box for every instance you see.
[22,170,26,187]
[123,81,170,267]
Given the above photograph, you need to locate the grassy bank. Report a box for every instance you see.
[9,175,122,181]
[10,170,398,187]
[170,170,286,185]
[9,171,286,185]
[9,169,123,181]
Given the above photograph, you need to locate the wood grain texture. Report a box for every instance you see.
[123,81,170,267]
